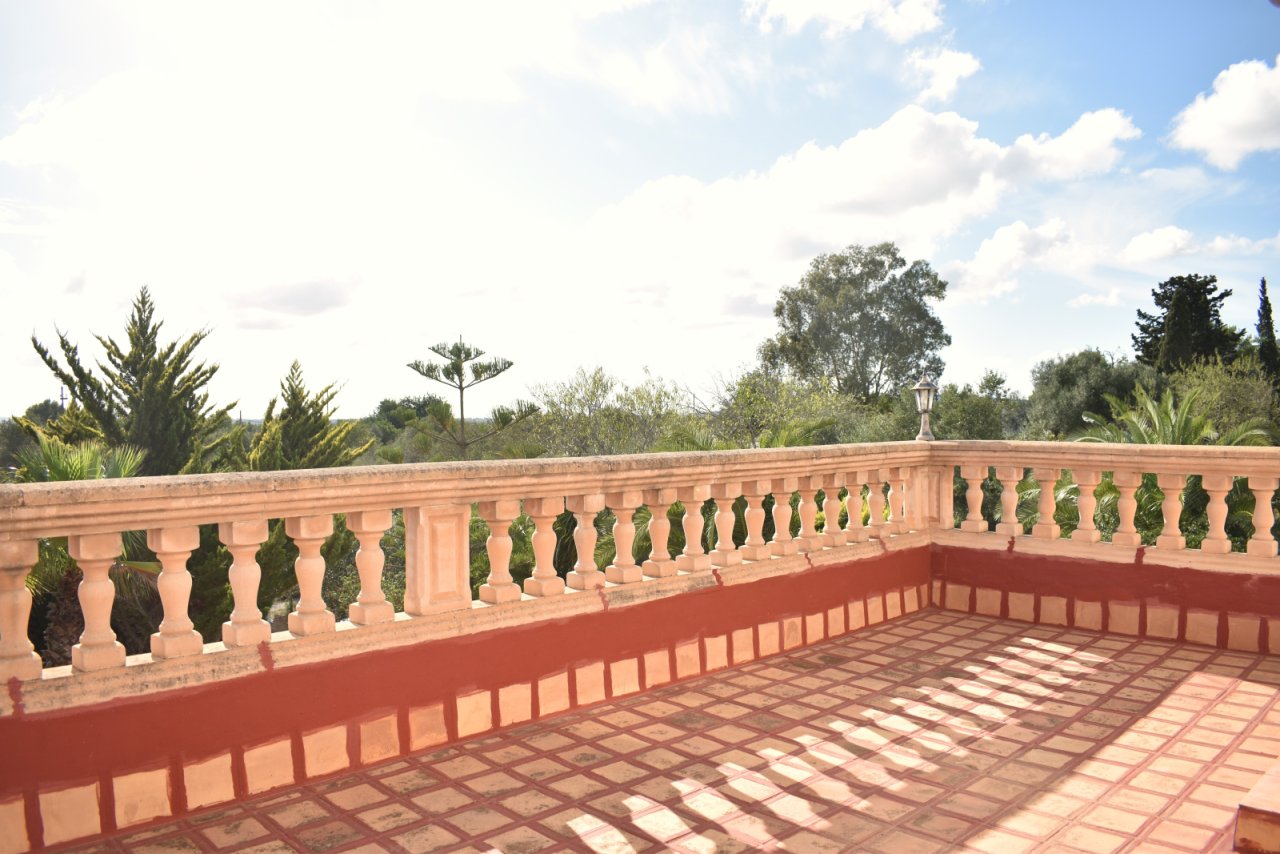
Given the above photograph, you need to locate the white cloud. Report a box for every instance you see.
[745,0,942,42]
[908,47,981,103]
[1202,231,1280,255]
[578,105,1141,318]
[1170,53,1280,170]
[1119,225,1195,264]
[947,219,1071,302]
[1067,289,1123,308]
[593,29,762,115]
[1006,109,1141,181]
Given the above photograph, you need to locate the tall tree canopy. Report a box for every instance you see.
[1132,274,1243,372]
[1027,349,1155,438]
[26,288,235,475]
[760,242,950,403]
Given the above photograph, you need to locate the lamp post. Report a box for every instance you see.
[912,377,938,441]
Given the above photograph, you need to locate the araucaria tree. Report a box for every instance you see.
[408,338,537,459]
[1132,274,1243,372]
[26,287,236,475]
[760,242,950,403]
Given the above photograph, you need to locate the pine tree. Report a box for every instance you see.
[408,338,538,460]
[248,361,374,471]
[26,288,236,475]
[1133,274,1244,370]
[1258,277,1280,389]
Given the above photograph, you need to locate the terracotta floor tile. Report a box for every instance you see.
[265,800,332,830]
[1055,824,1130,854]
[483,825,557,852]
[353,802,423,833]
[199,817,270,848]
[64,612,1280,854]
[866,827,947,854]
[390,824,461,852]
[407,786,473,815]
[294,820,365,852]
[323,783,387,811]
[963,827,1037,854]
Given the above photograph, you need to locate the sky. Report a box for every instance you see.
[1,1,1279,420]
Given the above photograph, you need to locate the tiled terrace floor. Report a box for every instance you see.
[56,611,1280,854]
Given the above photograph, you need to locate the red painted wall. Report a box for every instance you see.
[932,544,1280,618]
[0,547,930,803]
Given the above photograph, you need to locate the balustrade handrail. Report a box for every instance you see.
[0,441,933,541]
[940,439,1280,477]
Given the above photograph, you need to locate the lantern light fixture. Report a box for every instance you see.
[911,376,938,441]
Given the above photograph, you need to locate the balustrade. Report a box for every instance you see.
[1,440,1277,687]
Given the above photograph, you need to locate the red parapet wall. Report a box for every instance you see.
[0,547,931,850]
[933,544,1280,653]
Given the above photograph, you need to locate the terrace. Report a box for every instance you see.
[2,440,1280,853]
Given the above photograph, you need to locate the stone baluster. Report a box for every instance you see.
[795,476,824,552]
[994,466,1022,537]
[1071,470,1102,543]
[867,470,888,539]
[1199,475,1233,555]
[1249,477,1279,557]
[285,515,336,636]
[676,485,712,572]
[347,510,395,624]
[886,468,909,534]
[605,491,643,583]
[1032,468,1061,539]
[642,488,678,577]
[524,498,567,596]
[740,480,771,560]
[1155,473,1186,550]
[1111,471,1143,547]
[148,526,205,658]
[958,465,986,533]
[567,494,605,589]
[936,465,956,529]
[0,541,42,681]
[822,475,847,546]
[770,477,799,556]
[844,476,868,543]
[478,500,522,604]
[219,520,271,645]
[67,533,126,672]
[710,483,743,567]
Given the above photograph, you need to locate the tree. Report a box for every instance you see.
[1169,355,1278,441]
[760,243,950,403]
[26,288,236,475]
[934,371,1019,440]
[1132,274,1244,371]
[531,367,687,457]
[1025,350,1156,438]
[1258,277,1280,390]
[248,361,374,471]
[407,338,537,460]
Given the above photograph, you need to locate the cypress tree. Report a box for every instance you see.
[1258,277,1280,389]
